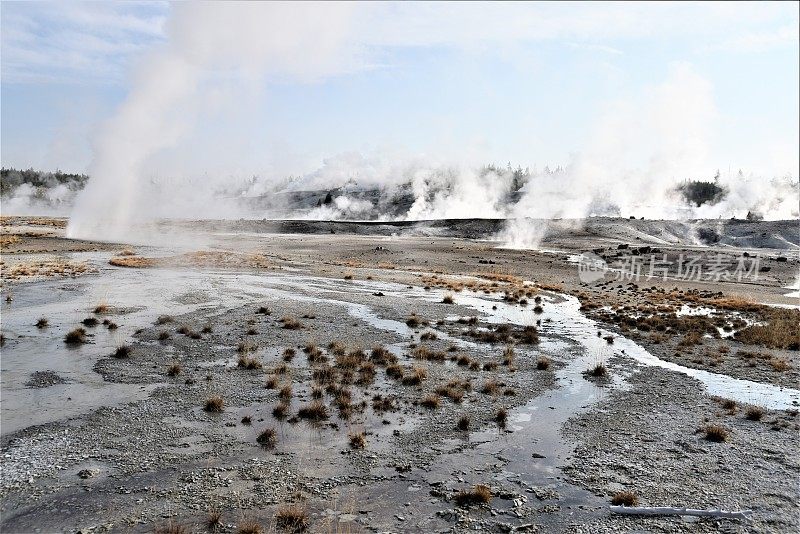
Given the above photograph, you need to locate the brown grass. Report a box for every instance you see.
[420,394,441,409]
[256,428,277,448]
[587,363,608,377]
[204,396,224,413]
[611,491,639,506]
[272,403,289,419]
[237,355,263,370]
[745,406,764,421]
[279,385,293,401]
[280,316,302,330]
[35,317,48,328]
[236,520,263,534]
[454,484,492,507]
[275,504,308,532]
[442,294,455,304]
[348,431,367,449]
[167,362,182,376]
[64,327,87,344]
[457,415,470,431]
[703,424,729,442]
[298,401,328,421]
[536,356,551,370]
[109,256,157,268]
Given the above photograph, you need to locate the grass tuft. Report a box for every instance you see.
[454,485,492,507]
[204,395,224,413]
[611,491,639,507]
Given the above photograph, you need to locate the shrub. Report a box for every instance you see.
[442,294,454,304]
[82,317,99,327]
[207,510,222,530]
[536,357,551,370]
[36,317,48,328]
[495,408,508,426]
[167,362,181,376]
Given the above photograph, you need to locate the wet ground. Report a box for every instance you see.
[1,220,799,533]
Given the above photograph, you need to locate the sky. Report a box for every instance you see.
[1,1,798,183]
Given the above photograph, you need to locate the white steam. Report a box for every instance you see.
[68,2,358,240]
[64,5,798,246]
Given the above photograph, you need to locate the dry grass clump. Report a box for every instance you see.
[495,408,508,426]
[769,358,791,372]
[480,379,500,395]
[236,520,263,534]
[82,317,99,327]
[420,394,441,409]
[454,485,492,507]
[237,341,257,353]
[280,316,302,330]
[745,406,764,421]
[298,401,328,421]
[283,348,296,361]
[536,356,551,370]
[734,309,800,350]
[457,415,470,431]
[265,375,279,389]
[156,315,174,325]
[483,361,498,372]
[36,317,48,328]
[275,504,308,532]
[370,346,397,366]
[385,364,404,379]
[411,346,446,362]
[238,354,263,370]
[64,328,88,344]
[272,403,290,419]
[611,491,639,506]
[204,396,224,413]
[109,255,157,268]
[348,431,367,449]
[158,331,171,341]
[501,346,515,366]
[703,424,729,442]
[256,306,271,315]
[519,325,539,344]
[207,509,222,530]
[420,331,437,341]
[442,294,455,304]
[167,362,182,376]
[402,366,428,386]
[405,314,424,328]
[279,384,293,401]
[256,428,277,449]
[587,363,608,377]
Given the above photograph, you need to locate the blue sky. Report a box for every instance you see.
[1,1,798,181]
